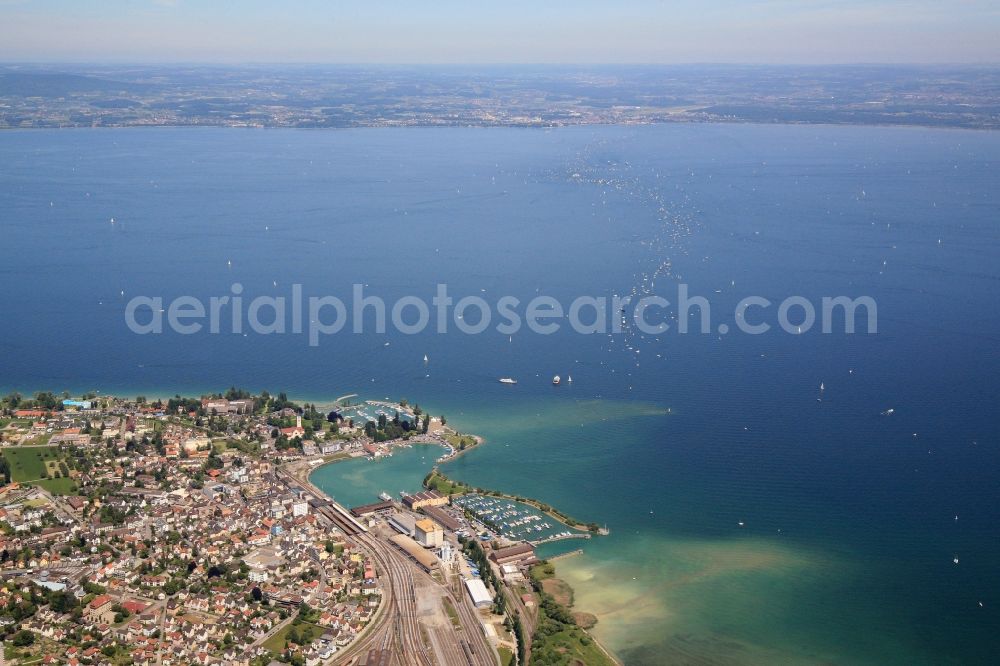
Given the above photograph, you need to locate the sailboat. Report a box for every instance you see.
[567,375,573,383]
[423,354,428,363]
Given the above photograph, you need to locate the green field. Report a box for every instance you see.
[38,477,77,495]
[3,446,59,480]
[1,446,75,494]
[423,469,470,496]
[261,620,326,654]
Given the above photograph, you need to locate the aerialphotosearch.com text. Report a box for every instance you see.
[124,283,877,346]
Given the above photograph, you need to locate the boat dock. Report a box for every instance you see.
[530,532,591,546]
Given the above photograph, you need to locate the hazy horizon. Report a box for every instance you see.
[4,61,1000,67]
[1,0,998,65]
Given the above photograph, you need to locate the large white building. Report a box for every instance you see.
[247,567,269,583]
[464,578,492,609]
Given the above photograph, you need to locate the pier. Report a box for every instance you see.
[531,532,591,546]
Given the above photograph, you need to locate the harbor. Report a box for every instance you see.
[452,493,592,546]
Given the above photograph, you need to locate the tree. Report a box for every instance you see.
[512,614,526,665]
[11,629,35,647]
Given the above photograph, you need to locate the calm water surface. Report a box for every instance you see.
[2,125,999,664]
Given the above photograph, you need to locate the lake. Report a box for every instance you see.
[2,124,999,664]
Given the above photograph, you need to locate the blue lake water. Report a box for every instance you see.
[2,125,1000,664]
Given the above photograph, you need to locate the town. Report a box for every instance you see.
[3,64,999,130]
[0,389,613,666]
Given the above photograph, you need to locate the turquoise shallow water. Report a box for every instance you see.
[310,445,442,508]
[3,125,1000,664]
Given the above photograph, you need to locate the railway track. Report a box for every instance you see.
[278,464,494,665]
[356,533,436,666]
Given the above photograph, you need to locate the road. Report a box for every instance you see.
[252,613,297,649]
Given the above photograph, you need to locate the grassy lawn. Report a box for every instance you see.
[262,620,326,653]
[1,446,75,494]
[37,477,77,495]
[498,646,515,666]
[19,433,52,446]
[3,446,61,480]
[424,469,469,497]
[445,433,477,450]
[536,625,616,666]
[530,562,556,580]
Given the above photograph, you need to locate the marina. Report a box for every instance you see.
[452,493,591,546]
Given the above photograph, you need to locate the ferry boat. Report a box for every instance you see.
[499,377,517,384]
[378,492,392,502]
[552,375,561,385]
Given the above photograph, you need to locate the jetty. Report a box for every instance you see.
[531,532,591,546]
[548,549,584,562]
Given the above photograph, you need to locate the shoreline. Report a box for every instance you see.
[7,385,620,664]
[306,454,622,666]
[4,118,1000,134]
[303,403,620,666]
[528,561,622,666]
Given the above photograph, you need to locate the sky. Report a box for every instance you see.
[0,0,998,64]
